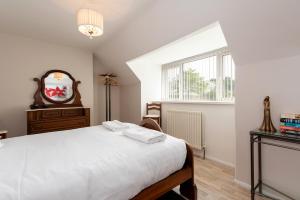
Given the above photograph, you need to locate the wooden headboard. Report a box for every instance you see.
[140,118,163,132]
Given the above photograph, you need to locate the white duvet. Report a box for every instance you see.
[0,126,186,200]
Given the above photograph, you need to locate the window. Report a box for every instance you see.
[162,48,235,102]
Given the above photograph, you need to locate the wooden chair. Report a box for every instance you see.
[143,103,162,126]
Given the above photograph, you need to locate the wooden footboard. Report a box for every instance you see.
[132,144,197,200]
[132,119,197,200]
[179,144,197,200]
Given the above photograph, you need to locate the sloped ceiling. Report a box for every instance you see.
[127,22,227,68]
[2,0,299,84]
[94,0,300,85]
[0,0,153,50]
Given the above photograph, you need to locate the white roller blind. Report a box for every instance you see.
[222,54,235,102]
[162,62,181,100]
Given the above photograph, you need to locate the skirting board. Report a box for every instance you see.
[233,179,251,190]
[205,155,235,168]
[193,147,235,168]
[234,179,286,200]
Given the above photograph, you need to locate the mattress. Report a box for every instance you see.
[0,125,186,200]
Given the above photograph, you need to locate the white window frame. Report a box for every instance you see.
[161,47,235,103]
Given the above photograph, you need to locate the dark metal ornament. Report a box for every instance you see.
[259,96,277,132]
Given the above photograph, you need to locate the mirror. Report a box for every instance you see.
[41,70,75,103]
[31,70,82,109]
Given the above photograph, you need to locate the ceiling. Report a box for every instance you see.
[94,0,300,85]
[0,0,153,50]
[127,22,227,67]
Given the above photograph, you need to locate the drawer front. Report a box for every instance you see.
[61,109,83,117]
[28,118,88,134]
[0,133,6,140]
[41,110,61,119]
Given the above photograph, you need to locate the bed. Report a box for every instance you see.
[0,120,197,200]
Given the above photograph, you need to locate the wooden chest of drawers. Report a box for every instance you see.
[27,107,90,135]
[0,130,7,139]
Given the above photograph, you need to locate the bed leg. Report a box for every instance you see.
[180,178,197,200]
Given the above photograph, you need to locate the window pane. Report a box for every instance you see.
[183,56,217,101]
[222,54,235,101]
[161,48,235,102]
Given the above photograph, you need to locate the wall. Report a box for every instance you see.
[0,33,94,137]
[94,0,300,139]
[93,0,300,197]
[127,61,161,116]
[236,54,300,198]
[161,103,235,167]
[93,57,120,124]
[95,0,300,85]
[120,83,141,124]
[126,22,227,117]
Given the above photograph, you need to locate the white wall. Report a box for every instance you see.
[94,0,300,125]
[140,64,161,116]
[125,22,235,167]
[127,61,161,116]
[93,57,120,124]
[236,54,300,199]
[90,0,300,197]
[127,22,227,117]
[0,33,94,137]
[161,103,235,167]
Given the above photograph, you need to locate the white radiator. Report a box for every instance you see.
[166,110,203,150]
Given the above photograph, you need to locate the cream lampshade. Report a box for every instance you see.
[77,9,103,39]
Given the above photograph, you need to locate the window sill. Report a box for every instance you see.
[156,100,235,105]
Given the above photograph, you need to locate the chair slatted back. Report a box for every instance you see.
[146,103,161,115]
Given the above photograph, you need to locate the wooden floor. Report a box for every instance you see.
[194,157,266,200]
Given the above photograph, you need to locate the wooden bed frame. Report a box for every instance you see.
[132,119,197,200]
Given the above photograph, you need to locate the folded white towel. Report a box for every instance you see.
[102,120,130,131]
[115,121,141,129]
[123,127,166,144]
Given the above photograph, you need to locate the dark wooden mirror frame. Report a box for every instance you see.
[30,70,83,109]
[41,70,75,104]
